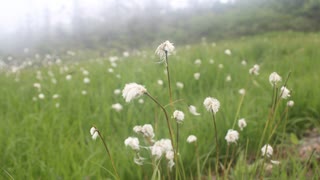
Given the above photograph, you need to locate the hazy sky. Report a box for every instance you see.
[0,0,230,34]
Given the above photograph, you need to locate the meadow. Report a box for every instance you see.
[1,31,320,179]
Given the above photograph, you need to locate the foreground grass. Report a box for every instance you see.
[1,31,320,179]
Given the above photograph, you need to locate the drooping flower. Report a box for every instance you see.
[173,110,185,123]
[280,86,290,99]
[188,105,200,116]
[249,64,260,75]
[124,137,140,151]
[238,118,247,131]
[90,127,99,140]
[261,144,273,157]
[225,129,239,144]
[122,83,147,102]
[187,135,197,143]
[203,97,220,114]
[287,100,294,107]
[112,103,123,112]
[269,72,282,86]
[155,40,175,61]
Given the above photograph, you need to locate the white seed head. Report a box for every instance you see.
[188,105,200,116]
[155,40,175,60]
[157,80,163,86]
[90,127,99,140]
[83,77,90,84]
[112,103,123,112]
[239,88,246,95]
[280,86,291,99]
[249,64,260,75]
[194,59,202,65]
[187,135,197,143]
[261,144,273,157]
[269,72,282,86]
[38,93,45,99]
[203,97,220,114]
[225,129,239,144]
[124,137,140,151]
[224,49,232,56]
[238,118,247,131]
[194,72,200,80]
[176,82,184,89]
[173,110,185,123]
[287,100,294,107]
[122,83,147,102]
[114,89,121,95]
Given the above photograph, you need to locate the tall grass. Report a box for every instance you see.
[0,31,320,179]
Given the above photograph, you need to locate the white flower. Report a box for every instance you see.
[261,144,273,158]
[157,80,163,86]
[238,118,247,131]
[108,68,114,73]
[123,51,130,57]
[134,124,155,139]
[176,82,184,89]
[241,60,247,66]
[124,137,140,151]
[55,103,60,108]
[82,90,87,95]
[122,83,147,102]
[203,97,220,114]
[82,70,89,76]
[38,93,45,99]
[287,100,294,107]
[187,135,197,143]
[239,88,246,95]
[270,160,280,165]
[194,59,202,65]
[151,139,173,159]
[51,78,57,84]
[173,110,185,123]
[269,72,282,86]
[90,127,99,140]
[218,64,224,69]
[155,40,175,61]
[194,73,200,80]
[209,59,215,64]
[166,150,174,160]
[112,103,123,112]
[249,64,260,75]
[225,129,239,144]
[134,155,145,165]
[188,105,200,116]
[83,77,90,84]
[66,74,72,80]
[114,89,121,95]
[224,49,232,56]
[52,94,59,99]
[280,86,290,99]
[33,83,41,90]
[138,99,144,104]
[226,75,231,82]
[168,160,175,171]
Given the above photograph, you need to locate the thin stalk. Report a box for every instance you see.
[226,144,236,177]
[223,144,230,176]
[165,51,173,105]
[97,131,120,180]
[176,123,180,154]
[195,142,201,180]
[211,112,220,176]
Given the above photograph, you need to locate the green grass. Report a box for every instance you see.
[1,31,320,179]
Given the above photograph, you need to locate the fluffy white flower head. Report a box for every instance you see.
[269,72,282,86]
[225,129,239,144]
[249,64,260,75]
[239,88,246,95]
[224,49,232,56]
[155,40,175,61]
[280,86,290,99]
[203,97,220,114]
[287,100,294,107]
[176,82,184,89]
[194,72,201,80]
[124,137,140,151]
[238,118,247,131]
[133,124,155,139]
[187,135,197,143]
[261,144,273,158]
[83,77,90,84]
[188,105,200,116]
[122,83,147,102]
[90,127,99,140]
[151,139,173,159]
[112,103,123,112]
[173,110,184,123]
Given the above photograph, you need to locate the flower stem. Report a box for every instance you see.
[195,142,201,180]
[165,51,173,106]
[211,112,219,176]
[97,130,120,180]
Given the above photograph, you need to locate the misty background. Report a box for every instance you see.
[0,0,319,56]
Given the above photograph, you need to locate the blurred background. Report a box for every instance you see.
[1,0,319,56]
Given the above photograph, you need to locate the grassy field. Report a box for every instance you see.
[1,31,320,179]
